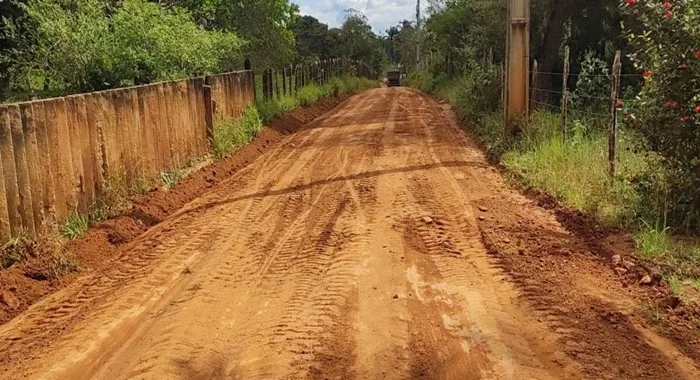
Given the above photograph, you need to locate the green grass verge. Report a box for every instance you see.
[255,75,377,123]
[212,106,263,160]
[59,212,91,240]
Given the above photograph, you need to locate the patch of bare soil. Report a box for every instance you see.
[0,96,347,325]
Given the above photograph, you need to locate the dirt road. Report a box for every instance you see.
[0,88,698,379]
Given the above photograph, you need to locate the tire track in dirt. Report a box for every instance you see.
[0,88,698,380]
[413,90,700,379]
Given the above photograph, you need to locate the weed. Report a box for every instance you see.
[46,254,80,279]
[647,305,662,324]
[297,84,322,107]
[1,231,32,269]
[59,212,90,240]
[89,201,110,224]
[132,175,152,195]
[212,106,262,160]
[635,223,673,259]
[161,166,185,189]
[667,275,683,296]
[100,177,130,215]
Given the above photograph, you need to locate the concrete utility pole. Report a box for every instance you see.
[504,0,530,133]
[416,0,421,70]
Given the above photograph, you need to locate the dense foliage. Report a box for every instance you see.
[2,0,244,95]
[160,0,298,68]
[622,0,700,231]
[0,1,386,100]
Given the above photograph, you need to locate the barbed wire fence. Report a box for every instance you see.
[529,48,644,177]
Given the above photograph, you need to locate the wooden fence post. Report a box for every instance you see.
[561,46,570,140]
[282,68,287,96]
[261,69,269,99]
[609,51,622,178]
[530,60,538,111]
[268,69,274,99]
[275,70,281,99]
[203,77,214,144]
[246,59,256,101]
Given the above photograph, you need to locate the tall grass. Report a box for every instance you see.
[212,106,262,160]
[255,75,376,123]
[502,110,651,227]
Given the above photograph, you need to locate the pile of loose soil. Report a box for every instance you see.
[0,96,348,325]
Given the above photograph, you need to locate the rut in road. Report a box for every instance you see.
[0,87,698,380]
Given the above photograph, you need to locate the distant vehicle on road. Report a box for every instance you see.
[387,70,401,87]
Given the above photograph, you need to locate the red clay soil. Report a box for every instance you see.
[475,160,700,370]
[0,96,347,325]
[520,188,700,362]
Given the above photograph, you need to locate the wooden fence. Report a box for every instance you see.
[0,70,255,240]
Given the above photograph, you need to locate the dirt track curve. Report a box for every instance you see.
[0,87,699,379]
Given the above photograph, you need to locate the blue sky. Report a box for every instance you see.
[293,0,429,35]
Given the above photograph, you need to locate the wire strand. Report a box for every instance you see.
[531,71,642,78]
[531,100,611,119]
[531,87,611,102]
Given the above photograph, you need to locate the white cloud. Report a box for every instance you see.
[295,0,428,34]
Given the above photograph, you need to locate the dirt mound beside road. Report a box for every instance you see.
[0,96,347,326]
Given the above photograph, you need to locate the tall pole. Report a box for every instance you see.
[416,0,421,70]
[504,0,530,134]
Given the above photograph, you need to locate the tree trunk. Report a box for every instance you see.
[534,0,581,101]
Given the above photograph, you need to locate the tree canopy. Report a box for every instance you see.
[0,1,390,99]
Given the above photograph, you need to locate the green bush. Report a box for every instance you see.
[405,70,436,93]
[297,83,322,106]
[451,66,502,124]
[212,106,262,160]
[622,1,700,232]
[327,77,346,96]
[570,51,610,115]
[255,75,376,124]
[5,0,244,94]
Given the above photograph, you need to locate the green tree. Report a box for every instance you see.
[161,0,298,68]
[622,0,700,231]
[336,9,387,74]
[291,15,333,63]
[3,0,244,95]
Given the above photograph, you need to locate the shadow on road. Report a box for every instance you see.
[179,160,487,218]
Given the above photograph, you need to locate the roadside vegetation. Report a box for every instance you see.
[213,106,263,160]
[216,76,376,159]
[401,0,700,304]
[1,230,79,279]
[1,0,387,102]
